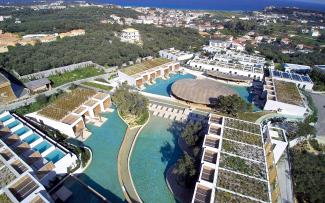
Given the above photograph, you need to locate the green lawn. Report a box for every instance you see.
[82,82,113,91]
[49,67,105,87]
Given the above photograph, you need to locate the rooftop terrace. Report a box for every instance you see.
[38,88,96,121]
[120,58,172,76]
[193,114,271,203]
[274,80,304,106]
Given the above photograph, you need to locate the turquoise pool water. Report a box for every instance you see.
[45,149,65,163]
[78,109,127,203]
[23,133,40,144]
[7,120,21,129]
[15,127,30,136]
[33,140,52,153]
[0,115,13,122]
[143,73,196,97]
[131,116,181,203]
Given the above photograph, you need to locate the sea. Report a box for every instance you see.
[2,0,325,12]
[92,0,325,11]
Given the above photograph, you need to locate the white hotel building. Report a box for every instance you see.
[159,48,194,62]
[0,111,79,202]
[270,70,313,91]
[120,28,140,44]
[28,89,111,139]
[192,114,279,203]
[189,57,264,80]
[118,58,181,88]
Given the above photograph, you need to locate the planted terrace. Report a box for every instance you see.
[215,190,259,203]
[223,128,262,147]
[0,166,16,188]
[273,80,304,106]
[224,118,260,134]
[219,153,267,179]
[39,88,96,121]
[222,139,264,162]
[120,58,171,76]
[217,169,269,202]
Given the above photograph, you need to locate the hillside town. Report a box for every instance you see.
[0,1,324,203]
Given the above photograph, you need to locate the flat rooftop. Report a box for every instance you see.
[274,80,304,107]
[38,88,96,121]
[120,58,172,76]
[271,70,313,84]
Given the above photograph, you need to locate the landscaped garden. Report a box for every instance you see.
[223,128,263,147]
[222,139,264,162]
[214,190,258,203]
[224,118,260,134]
[82,82,113,91]
[49,66,105,87]
[219,153,266,179]
[0,193,12,203]
[112,83,149,126]
[217,169,269,202]
[0,167,16,188]
[274,80,303,106]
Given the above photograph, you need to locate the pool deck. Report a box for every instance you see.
[118,126,144,203]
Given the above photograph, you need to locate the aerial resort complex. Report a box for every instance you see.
[0,3,324,203]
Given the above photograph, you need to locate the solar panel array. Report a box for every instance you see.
[271,70,312,84]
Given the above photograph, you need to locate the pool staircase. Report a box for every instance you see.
[0,111,69,186]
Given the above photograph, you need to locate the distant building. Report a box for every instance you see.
[281,37,290,45]
[59,29,85,38]
[311,30,320,37]
[24,78,52,93]
[159,48,193,61]
[315,65,325,72]
[0,73,16,104]
[120,28,140,44]
[283,63,311,74]
[230,39,245,51]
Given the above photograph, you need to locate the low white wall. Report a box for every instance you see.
[27,113,76,138]
[117,70,136,86]
[264,100,306,117]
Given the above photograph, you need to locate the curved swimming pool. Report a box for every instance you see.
[78,110,127,203]
[130,116,182,203]
[143,73,260,111]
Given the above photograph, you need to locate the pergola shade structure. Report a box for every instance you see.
[171,79,237,105]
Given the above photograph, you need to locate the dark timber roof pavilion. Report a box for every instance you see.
[171,79,237,105]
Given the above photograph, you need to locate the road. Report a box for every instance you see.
[310,93,325,143]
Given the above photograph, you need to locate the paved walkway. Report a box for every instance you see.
[118,126,143,203]
[310,93,325,143]
[276,152,294,203]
